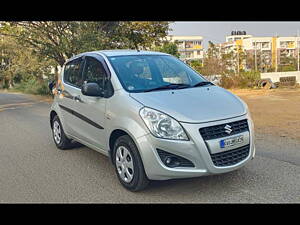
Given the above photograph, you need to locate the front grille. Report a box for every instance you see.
[210,144,250,167]
[199,119,249,140]
[156,149,195,168]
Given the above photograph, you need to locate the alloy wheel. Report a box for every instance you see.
[53,120,61,144]
[115,146,134,183]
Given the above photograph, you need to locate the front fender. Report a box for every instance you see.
[107,116,150,149]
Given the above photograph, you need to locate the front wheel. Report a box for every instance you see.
[113,135,150,192]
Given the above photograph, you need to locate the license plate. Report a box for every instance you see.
[220,135,244,148]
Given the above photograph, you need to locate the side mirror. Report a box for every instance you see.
[81,82,104,97]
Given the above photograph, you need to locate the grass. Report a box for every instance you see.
[12,78,51,96]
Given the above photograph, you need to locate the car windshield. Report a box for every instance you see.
[108,55,208,93]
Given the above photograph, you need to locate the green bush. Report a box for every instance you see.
[278,64,297,72]
[220,71,261,89]
[13,77,51,95]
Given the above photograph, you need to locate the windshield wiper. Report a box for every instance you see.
[192,81,214,87]
[143,83,191,92]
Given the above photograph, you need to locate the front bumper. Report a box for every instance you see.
[136,113,255,180]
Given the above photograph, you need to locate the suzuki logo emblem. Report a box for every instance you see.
[224,124,232,134]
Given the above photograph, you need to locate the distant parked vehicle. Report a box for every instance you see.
[49,50,255,191]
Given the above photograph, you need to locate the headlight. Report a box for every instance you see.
[139,107,188,140]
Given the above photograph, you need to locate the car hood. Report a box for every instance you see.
[130,86,247,123]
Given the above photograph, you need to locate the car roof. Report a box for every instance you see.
[95,49,169,57]
[66,50,170,64]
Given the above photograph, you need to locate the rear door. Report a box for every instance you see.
[59,57,85,136]
[72,55,109,150]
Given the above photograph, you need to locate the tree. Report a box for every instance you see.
[0,21,171,90]
[206,41,219,58]
[0,22,118,67]
[0,21,171,68]
[197,41,226,76]
[152,41,180,57]
[116,21,170,50]
[278,50,297,72]
[221,51,235,74]
[188,60,203,73]
[200,57,226,75]
[0,34,55,88]
[245,51,255,71]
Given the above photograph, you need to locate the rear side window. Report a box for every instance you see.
[64,58,84,88]
[82,57,107,89]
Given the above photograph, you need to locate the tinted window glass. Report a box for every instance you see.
[64,58,83,87]
[108,55,206,92]
[82,57,106,89]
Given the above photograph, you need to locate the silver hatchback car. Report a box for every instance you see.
[49,50,255,191]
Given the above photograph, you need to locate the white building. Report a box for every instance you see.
[167,35,204,61]
[218,31,300,72]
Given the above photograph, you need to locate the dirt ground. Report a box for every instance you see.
[230,88,300,141]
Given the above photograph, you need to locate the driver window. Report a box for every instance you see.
[82,57,106,90]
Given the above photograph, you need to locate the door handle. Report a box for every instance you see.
[74,95,81,102]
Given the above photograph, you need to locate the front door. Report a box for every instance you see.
[72,55,108,151]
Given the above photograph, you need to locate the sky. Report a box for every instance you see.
[169,22,300,49]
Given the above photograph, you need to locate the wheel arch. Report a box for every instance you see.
[108,128,141,164]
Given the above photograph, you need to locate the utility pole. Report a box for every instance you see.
[260,48,263,72]
[202,49,205,67]
[275,34,278,72]
[297,30,299,71]
[184,40,187,61]
[237,47,239,75]
[275,47,278,72]
[254,40,257,71]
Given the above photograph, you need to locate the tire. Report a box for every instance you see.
[51,115,73,150]
[113,135,150,192]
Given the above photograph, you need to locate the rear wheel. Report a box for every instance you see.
[113,135,149,192]
[51,115,73,150]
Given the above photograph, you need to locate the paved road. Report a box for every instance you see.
[0,92,299,203]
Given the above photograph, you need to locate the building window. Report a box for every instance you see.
[262,42,270,48]
[280,41,294,48]
[280,41,286,48]
[185,41,193,48]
